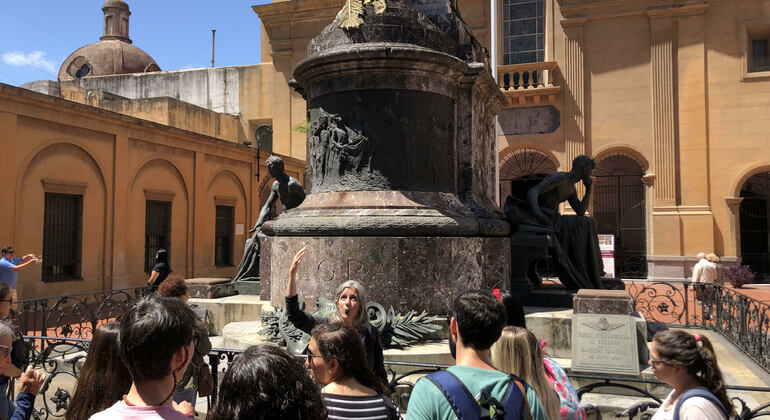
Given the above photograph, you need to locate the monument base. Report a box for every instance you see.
[234,280,261,296]
[261,235,510,314]
[186,278,236,299]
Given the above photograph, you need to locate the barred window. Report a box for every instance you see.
[502,0,545,64]
[145,200,171,273]
[215,205,234,267]
[42,193,83,282]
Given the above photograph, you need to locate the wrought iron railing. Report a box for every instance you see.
[15,338,770,420]
[626,280,770,372]
[12,287,151,343]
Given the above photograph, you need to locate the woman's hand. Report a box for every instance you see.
[17,366,45,395]
[286,246,307,297]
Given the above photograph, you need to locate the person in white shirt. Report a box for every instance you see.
[649,330,732,420]
[692,252,717,285]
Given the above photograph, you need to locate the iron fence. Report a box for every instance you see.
[12,338,770,419]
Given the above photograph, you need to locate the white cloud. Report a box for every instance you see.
[1,51,57,74]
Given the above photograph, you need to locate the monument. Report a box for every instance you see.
[504,155,606,306]
[233,156,305,293]
[258,0,509,314]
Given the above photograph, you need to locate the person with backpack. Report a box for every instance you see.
[406,290,547,420]
[649,330,733,420]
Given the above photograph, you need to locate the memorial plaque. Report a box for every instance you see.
[572,313,640,375]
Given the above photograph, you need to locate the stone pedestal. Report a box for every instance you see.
[185,278,236,299]
[265,235,509,314]
[572,289,649,363]
[259,1,508,313]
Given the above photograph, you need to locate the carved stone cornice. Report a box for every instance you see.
[641,174,656,187]
[725,197,744,209]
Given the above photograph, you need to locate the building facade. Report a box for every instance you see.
[254,0,770,282]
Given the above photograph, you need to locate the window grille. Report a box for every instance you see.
[42,193,83,282]
[215,206,234,267]
[502,0,545,64]
[144,201,170,273]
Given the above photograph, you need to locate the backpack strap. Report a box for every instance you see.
[502,375,531,420]
[426,370,480,420]
[672,388,727,420]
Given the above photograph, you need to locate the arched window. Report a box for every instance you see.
[502,0,545,64]
[740,172,770,282]
[593,154,647,279]
[498,148,557,206]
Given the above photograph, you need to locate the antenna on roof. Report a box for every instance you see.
[211,29,216,68]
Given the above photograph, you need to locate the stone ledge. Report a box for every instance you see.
[186,277,236,299]
[189,295,270,336]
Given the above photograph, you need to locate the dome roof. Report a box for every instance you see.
[58,40,160,81]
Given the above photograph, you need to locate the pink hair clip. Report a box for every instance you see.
[540,339,547,349]
[492,289,502,302]
[693,333,701,342]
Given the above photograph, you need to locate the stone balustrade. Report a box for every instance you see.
[497,61,561,107]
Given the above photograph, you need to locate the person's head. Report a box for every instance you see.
[0,284,12,319]
[155,249,168,264]
[119,295,197,384]
[207,344,326,420]
[66,322,132,420]
[492,326,561,420]
[495,289,526,328]
[265,155,285,179]
[706,253,720,263]
[697,252,707,260]
[451,290,506,356]
[1,247,14,260]
[650,330,733,415]
[327,280,369,329]
[307,322,386,394]
[571,155,596,179]
[0,322,14,375]
[157,275,189,303]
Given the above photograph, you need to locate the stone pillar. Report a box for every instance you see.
[111,133,130,289]
[562,19,586,172]
[649,15,677,207]
[725,197,744,258]
[192,151,206,277]
[0,112,16,247]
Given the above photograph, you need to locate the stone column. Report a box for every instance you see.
[111,133,130,289]
[649,14,677,207]
[0,112,16,244]
[562,18,586,171]
[725,197,744,258]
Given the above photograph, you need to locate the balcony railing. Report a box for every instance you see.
[497,61,560,107]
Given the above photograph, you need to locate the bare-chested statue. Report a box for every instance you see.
[504,155,604,289]
[233,156,306,282]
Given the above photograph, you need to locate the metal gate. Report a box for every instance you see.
[144,200,171,273]
[740,172,770,283]
[593,154,647,279]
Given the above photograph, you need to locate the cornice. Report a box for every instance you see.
[560,0,707,22]
[253,0,344,22]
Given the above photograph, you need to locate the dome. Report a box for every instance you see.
[57,0,160,81]
[58,40,160,81]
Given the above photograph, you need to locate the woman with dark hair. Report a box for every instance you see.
[649,330,732,420]
[494,288,526,328]
[206,344,326,420]
[309,323,400,420]
[285,247,387,383]
[147,249,171,291]
[66,322,132,420]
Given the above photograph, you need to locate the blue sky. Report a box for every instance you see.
[0,1,269,86]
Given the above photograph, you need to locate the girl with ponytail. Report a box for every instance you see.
[649,330,733,420]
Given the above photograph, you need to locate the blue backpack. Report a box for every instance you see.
[425,370,532,420]
[672,388,730,420]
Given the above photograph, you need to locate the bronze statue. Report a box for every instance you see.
[504,155,604,290]
[233,156,306,282]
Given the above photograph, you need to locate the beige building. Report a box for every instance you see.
[1,0,304,299]
[253,0,770,282]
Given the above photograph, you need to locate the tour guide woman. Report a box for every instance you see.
[285,246,387,384]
